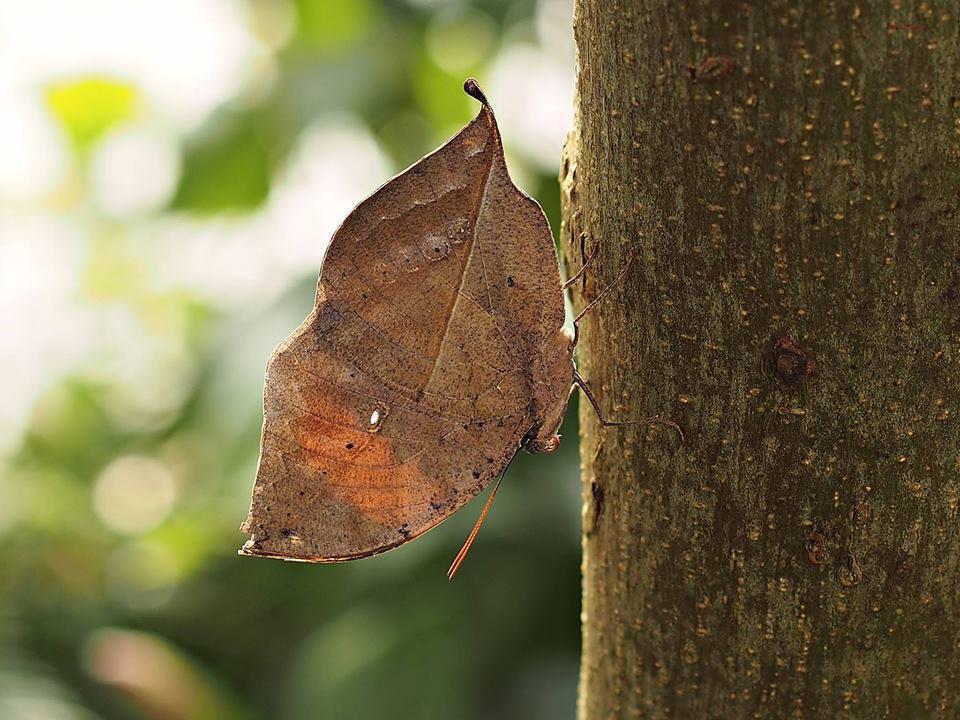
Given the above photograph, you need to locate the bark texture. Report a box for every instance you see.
[561,2,960,718]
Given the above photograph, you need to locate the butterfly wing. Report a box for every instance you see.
[240,86,569,561]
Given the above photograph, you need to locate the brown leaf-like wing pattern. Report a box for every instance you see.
[240,84,573,561]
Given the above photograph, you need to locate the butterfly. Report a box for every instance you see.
[240,80,678,577]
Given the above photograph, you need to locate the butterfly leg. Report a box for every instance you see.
[573,369,684,440]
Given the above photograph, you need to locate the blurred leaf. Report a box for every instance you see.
[46,77,139,151]
[84,628,252,720]
[293,0,375,51]
[172,113,271,213]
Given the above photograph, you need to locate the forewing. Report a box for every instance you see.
[241,88,566,561]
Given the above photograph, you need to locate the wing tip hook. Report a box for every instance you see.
[463,78,490,109]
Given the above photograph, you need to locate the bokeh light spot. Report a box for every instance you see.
[92,124,181,216]
[0,89,66,201]
[93,455,177,534]
[426,8,497,74]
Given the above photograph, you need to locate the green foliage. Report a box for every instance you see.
[172,112,272,213]
[293,0,376,51]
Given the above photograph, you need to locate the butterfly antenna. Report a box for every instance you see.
[447,453,517,580]
[573,252,638,326]
[562,246,596,290]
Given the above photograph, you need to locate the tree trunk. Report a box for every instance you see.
[561,2,960,718]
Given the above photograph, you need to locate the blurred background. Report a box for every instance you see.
[0,1,583,718]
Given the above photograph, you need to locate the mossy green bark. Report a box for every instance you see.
[561,2,960,717]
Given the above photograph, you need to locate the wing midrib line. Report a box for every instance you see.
[420,119,499,397]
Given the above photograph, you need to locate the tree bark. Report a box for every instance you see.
[561,2,960,718]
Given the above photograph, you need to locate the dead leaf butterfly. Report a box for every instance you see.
[240,79,679,578]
